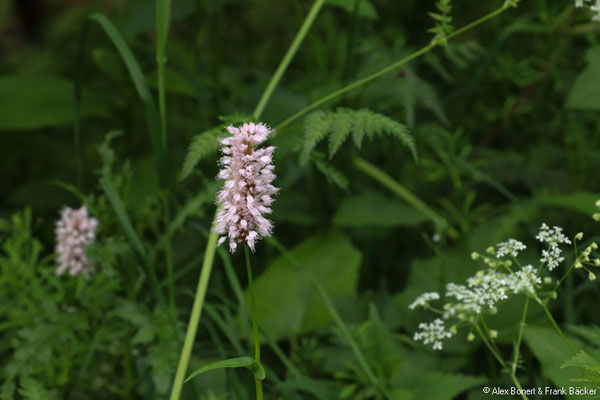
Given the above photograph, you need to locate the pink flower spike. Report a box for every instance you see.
[55,205,99,277]
[215,122,278,253]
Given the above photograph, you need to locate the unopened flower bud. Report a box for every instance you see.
[590,272,597,281]
[467,332,475,341]
[544,277,552,285]
[471,252,479,260]
[490,330,498,339]
[575,232,584,241]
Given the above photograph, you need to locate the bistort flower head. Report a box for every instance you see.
[55,205,99,276]
[215,122,278,252]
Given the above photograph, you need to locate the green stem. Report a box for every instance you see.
[352,156,446,231]
[539,302,576,354]
[252,0,326,119]
[274,4,512,132]
[474,324,529,400]
[169,3,325,397]
[512,297,529,374]
[156,0,171,149]
[164,194,176,318]
[168,229,218,400]
[245,246,264,400]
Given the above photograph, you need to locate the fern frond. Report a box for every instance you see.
[302,110,330,161]
[180,126,222,180]
[311,152,349,191]
[180,114,253,180]
[19,377,52,400]
[328,111,353,158]
[302,108,417,162]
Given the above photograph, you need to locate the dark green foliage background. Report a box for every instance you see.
[1,0,600,399]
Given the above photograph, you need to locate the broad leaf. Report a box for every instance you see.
[249,231,361,340]
[567,47,600,110]
[0,74,103,130]
[333,191,428,227]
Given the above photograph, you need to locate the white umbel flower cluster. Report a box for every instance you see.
[215,123,278,252]
[575,0,600,21]
[55,206,99,276]
[409,223,587,351]
[409,292,440,310]
[496,239,526,258]
[536,223,572,271]
[413,319,453,351]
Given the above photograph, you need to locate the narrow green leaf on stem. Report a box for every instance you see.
[266,237,388,397]
[185,357,266,383]
[99,177,165,306]
[87,13,169,188]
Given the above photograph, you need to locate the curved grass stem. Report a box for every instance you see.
[253,0,326,119]
[274,4,513,132]
[168,229,218,400]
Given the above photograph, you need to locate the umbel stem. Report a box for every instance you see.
[245,245,264,400]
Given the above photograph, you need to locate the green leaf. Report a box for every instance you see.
[249,231,361,340]
[536,192,600,216]
[180,114,252,179]
[401,372,485,400]
[302,110,330,161]
[562,351,600,374]
[333,191,428,227]
[303,108,416,161]
[524,326,596,398]
[567,47,600,111]
[325,0,378,20]
[0,74,103,130]
[180,126,222,180]
[185,357,266,382]
[100,177,165,306]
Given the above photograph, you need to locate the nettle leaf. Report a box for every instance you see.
[302,108,416,161]
[185,357,266,382]
[562,351,600,375]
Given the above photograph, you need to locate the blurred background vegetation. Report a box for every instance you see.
[1,0,600,399]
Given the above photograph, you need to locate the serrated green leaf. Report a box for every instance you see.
[562,351,600,373]
[185,357,266,382]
